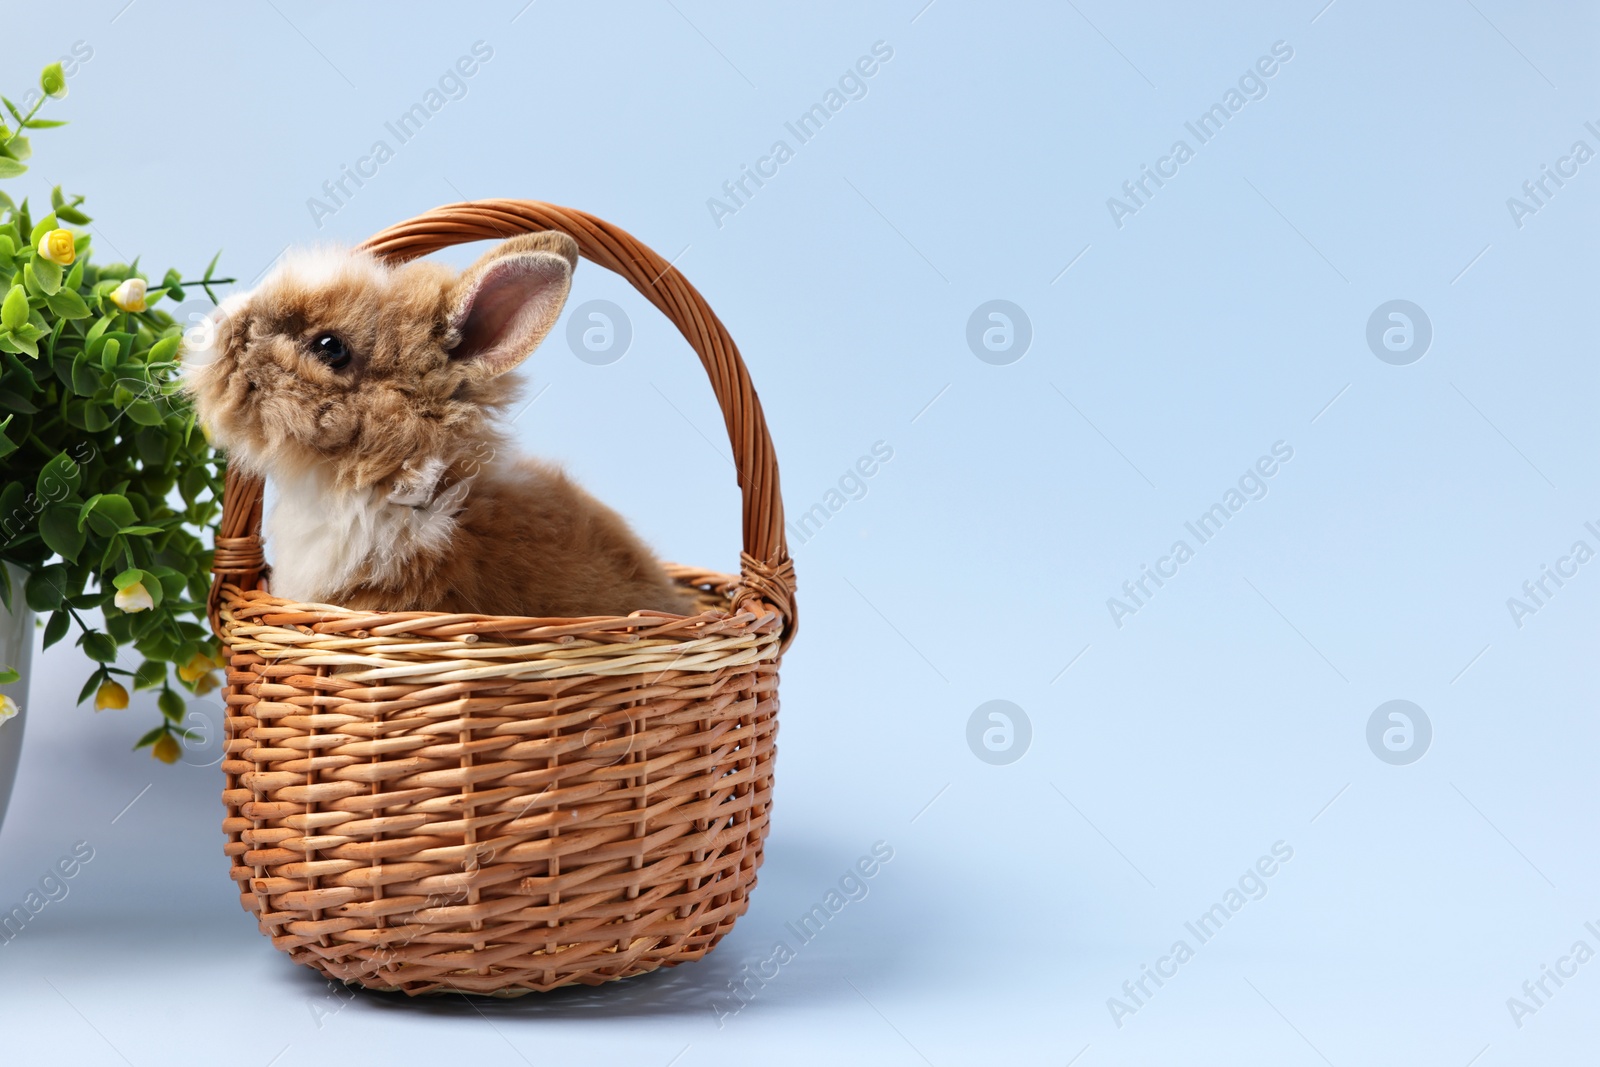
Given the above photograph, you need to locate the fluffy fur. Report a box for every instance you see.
[184,234,693,618]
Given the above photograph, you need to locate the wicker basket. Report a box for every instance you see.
[207,200,796,996]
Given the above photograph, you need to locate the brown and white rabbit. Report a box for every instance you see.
[183,232,695,618]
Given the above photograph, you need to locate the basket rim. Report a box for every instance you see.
[211,562,784,681]
[213,566,784,646]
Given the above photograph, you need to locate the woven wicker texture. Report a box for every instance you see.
[209,201,796,995]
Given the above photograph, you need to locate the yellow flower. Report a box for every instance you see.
[109,278,147,313]
[0,693,17,727]
[94,680,129,711]
[191,673,219,696]
[176,652,211,684]
[113,580,154,613]
[36,228,75,265]
[151,734,181,764]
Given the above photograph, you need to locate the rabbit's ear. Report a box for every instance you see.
[446,232,578,375]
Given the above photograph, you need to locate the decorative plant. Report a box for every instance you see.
[0,62,233,762]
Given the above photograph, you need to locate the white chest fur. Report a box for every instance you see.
[264,464,466,602]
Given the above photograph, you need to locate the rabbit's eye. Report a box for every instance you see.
[310,332,351,370]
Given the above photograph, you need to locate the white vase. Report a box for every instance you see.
[0,563,33,838]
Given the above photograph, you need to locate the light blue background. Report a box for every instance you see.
[2,1,1597,1063]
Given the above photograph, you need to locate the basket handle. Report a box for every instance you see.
[209,199,795,649]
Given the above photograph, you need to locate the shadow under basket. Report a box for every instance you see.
[206,200,797,996]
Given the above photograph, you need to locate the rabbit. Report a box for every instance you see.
[182,232,697,619]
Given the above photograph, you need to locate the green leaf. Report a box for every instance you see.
[78,670,105,705]
[97,534,123,573]
[23,565,66,611]
[133,725,166,749]
[125,399,164,427]
[151,567,187,601]
[157,688,185,722]
[66,590,105,611]
[80,631,117,662]
[1,285,26,331]
[0,158,26,179]
[0,387,37,413]
[28,213,57,247]
[147,334,181,364]
[3,349,37,386]
[45,287,88,318]
[134,425,168,467]
[70,351,99,396]
[81,493,136,536]
[38,504,85,562]
[65,397,109,432]
[0,481,25,545]
[0,666,17,685]
[137,629,178,662]
[29,255,61,295]
[1,331,39,359]
[42,609,69,649]
[37,450,83,499]
[132,659,166,690]
[180,466,210,504]
[88,330,128,362]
